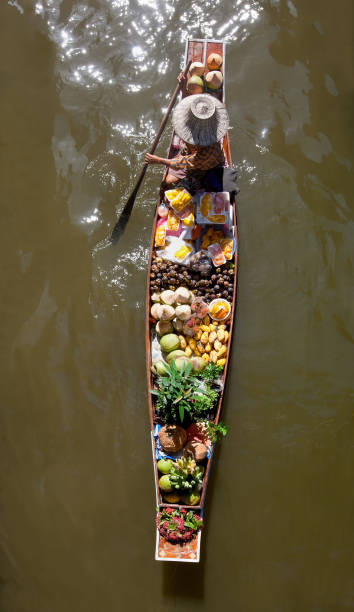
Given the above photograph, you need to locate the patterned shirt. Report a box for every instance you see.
[169,141,225,172]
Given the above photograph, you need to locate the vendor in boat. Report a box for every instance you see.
[145,92,229,188]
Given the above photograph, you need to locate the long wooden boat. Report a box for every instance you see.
[146,38,237,563]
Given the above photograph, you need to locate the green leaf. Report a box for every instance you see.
[179,404,185,423]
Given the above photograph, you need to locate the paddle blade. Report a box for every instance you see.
[109,191,137,244]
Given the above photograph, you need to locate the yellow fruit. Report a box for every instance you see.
[217,346,227,358]
[207,214,226,224]
[179,335,187,349]
[200,193,212,217]
[209,331,217,344]
[210,350,218,363]
[216,358,226,367]
[203,315,211,326]
[217,329,225,342]
[165,188,181,200]
[174,245,191,259]
[195,330,202,340]
[185,346,192,357]
[202,353,210,363]
[194,348,201,357]
[214,339,223,352]
[200,325,210,332]
[205,342,212,353]
[188,338,197,351]
[197,342,205,354]
[224,331,229,342]
[182,212,194,227]
[155,225,166,247]
[200,332,209,345]
[172,190,192,211]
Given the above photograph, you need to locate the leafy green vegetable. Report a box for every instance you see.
[150,360,219,424]
[199,363,223,383]
[203,420,229,443]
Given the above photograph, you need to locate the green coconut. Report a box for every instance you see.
[174,356,192,372]
[160,333,180,353]
[189,61,205,77]
[205,70,223,90]
[187,75,204,94]
[180,490,201,506]
[191,356,207,373]
[163,492,180,504]
[151,360,169,376]
[159,474,173,492]
[166,349,186,364]
[157,459,173,474]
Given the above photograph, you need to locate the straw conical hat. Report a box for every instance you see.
[172,94,229,146]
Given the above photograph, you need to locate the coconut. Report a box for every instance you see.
[166,350,186,364]
[186,422,210,444]
[156,320,173,336]
[159,305,175,321]
[174,356,192,372]
[172,317,184,332]
[183,440,208,462]
[151,303,163,320]
[158,424,187,452]
[159,474,173,492]
[180,491,201,506]
[163,492,180,503]
[151,292,161,303]
[191,356,206,373]
[187,75,204,94]
[175,304,192,321]
[174,287,192,304]
[157,458,173,474]
[160,290,176,306]
[151,360,169,376]
[189,61,205,77]
[205,70,223,90]
[207,52,222,71]
[160,333,180,353]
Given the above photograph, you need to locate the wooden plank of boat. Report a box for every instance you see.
[145,38,238,563]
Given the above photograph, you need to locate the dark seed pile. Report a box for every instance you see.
[150,252,235,301]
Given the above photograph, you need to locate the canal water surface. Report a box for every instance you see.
[0,0,353,610]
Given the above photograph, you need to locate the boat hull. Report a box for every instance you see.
[146,38,238,563]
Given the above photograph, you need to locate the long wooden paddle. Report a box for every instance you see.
[110,60,192,244]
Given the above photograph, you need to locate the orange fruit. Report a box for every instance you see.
[200,193,212,217]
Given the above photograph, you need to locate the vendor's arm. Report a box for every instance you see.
[145,153,175,167]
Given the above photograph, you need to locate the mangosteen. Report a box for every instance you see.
[222,290,228,298]
[214,285,220,292]
[216,268,221,274]
[210,293,216,300]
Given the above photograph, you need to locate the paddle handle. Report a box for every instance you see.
[131,60,192,198]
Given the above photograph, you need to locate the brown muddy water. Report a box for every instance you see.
[0,1,353,610]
